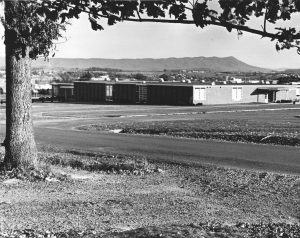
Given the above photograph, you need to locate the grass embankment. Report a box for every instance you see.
[79,118,300,146]
[0,149,299,237]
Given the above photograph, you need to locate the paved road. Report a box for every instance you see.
[34,127,300,175]
[1,103,299,174]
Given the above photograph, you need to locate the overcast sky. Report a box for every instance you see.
[0,12,300,69]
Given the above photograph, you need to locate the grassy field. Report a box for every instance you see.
[0,103,300,237]
[0,147,299,237]
[79,108,300,146]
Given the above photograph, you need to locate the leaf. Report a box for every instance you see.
[178,13,187,22]
[35,7,46,17]
[60,13,68,23]
[90,18,104,31]
[192,2,209,28]
[295,0,300,11]
[47,10,59,21]
[226,25,232,32]
[169,4,185,19]
[144,2,165,18]
[108,15,119,26]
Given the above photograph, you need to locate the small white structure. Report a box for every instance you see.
[34,84,52,90]
[248,80,260,84]
[91,75,110,81]
[230,77,243,84]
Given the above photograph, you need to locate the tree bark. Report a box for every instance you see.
[3,1,38,170]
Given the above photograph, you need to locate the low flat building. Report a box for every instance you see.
[74,81,114,102]
[73,80,300,105]
[52,83,74,101]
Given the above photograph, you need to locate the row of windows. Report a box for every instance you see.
[194,87,243,101]
[106,85,299,101]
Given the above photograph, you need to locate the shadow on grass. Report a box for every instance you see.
[40,150,159,175]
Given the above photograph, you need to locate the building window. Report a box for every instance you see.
[138,85,148,103]
[106,85,113,97]
[195,87,206,100]
[232,87,242,101]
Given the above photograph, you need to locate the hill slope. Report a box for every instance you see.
[0,56,269,72]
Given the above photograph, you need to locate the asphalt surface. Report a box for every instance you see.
[34,127,300,174]
[0,103,300,174]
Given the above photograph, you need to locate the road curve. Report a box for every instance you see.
[34,128,300,175]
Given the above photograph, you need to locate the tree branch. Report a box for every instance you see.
[118,17,300,40]
[61,3,300,41]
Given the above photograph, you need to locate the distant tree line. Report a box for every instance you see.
[83,67,123,72]
[52,70,153,83]
[52,71,104,83]
[277,76,300,84]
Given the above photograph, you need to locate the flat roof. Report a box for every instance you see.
[52,83,74,86]
[60,86,74,89]
[74,80,116,84]
[73,80,297,87]
[256,87,289,91]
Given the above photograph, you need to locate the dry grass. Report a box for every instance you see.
[40,150,159,175]
[78,117,300,146]
[0,148,299,237]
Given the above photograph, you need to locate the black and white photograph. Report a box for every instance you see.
[0,0,299,237]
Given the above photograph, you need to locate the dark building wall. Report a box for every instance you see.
[74,82,106,102]
[52,83,74,101]
[147,85,193,105]
[58,88,73,101]
[113,83,137,104]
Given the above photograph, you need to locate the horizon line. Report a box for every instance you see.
[0,55,298,70]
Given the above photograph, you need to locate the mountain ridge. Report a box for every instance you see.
[0,56,270,72]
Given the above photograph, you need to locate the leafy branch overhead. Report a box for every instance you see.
[2,0,300,59]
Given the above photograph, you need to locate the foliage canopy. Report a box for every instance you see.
[2,0,300,59]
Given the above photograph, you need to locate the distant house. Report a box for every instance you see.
[32,75,54,84]
[230,77,243,84]
[34,84,52,90]
[90,75,110,81]
[247,80,260,84]
[266,79,279,85]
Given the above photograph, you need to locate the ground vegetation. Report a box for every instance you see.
[79,115,300,147]
[0,148,299,237]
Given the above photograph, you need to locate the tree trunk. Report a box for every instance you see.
[3,1,38,170]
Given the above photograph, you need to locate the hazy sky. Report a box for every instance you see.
[0,12,300,69]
